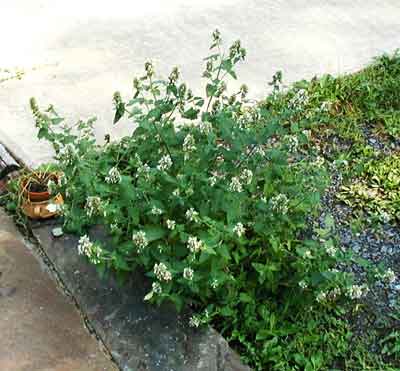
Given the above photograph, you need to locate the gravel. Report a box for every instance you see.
[316,130,400,358]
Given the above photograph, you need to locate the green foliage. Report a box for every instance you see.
[29,32,399,370]
[339,154,400,222]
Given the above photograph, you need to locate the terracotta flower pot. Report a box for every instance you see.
[21,194,64,220]
[21,173,58,202]
[25,188,51,202]
[19,172,64,219]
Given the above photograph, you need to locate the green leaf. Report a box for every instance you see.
[252,263,267,284]
[194,98,205,107]
[182,107,199,120]
[143,225,167,242]
[206,83,218,97]
[114,254,130,271]
[169,294,184,312]
[51,117,64,125]
[239,292,252,303]
[113,102,125,124]
[324,213,335,231]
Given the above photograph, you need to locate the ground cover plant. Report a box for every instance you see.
[25,33,399,370]
[260,51,400,369]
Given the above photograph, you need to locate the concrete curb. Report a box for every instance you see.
[32,224,251,371]
[0,209,118,371]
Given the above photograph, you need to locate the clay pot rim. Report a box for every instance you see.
[20,172,59,196]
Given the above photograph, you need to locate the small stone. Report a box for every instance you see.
[52,227,64,238]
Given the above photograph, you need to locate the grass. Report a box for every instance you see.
[255,51,400,370]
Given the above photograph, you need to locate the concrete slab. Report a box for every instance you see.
[32,224,250,371]
[0,0,399,167]
[0,209,118,371]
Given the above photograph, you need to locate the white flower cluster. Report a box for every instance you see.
[189,314,201,328]
[77,235,91,256]
[211,279,219,289]
[58,143,78,166]
[183,134,196,154]
[328,287,341,301]
[152,281,162,294]
[313,156,325,168]
[316,291,327,303]
[208,171,225,187]
[47,179,57,195]
[182,134,196,160]
[215,155,225,166]
[183,267,194,280]
[325,244,337,257]
[320,101,332,113]
[145,60,155,77]
[187,236,204,253]
[77,235,102,264]
[132,231,149,250]
[229,176,243,193]
[209,175,218,187]
[166,219,176,230]
[346,284,369,300]
[289,88,309,109]
[253,145,266,157]
[233,222,246,238]
[105,167,121,184]
[154,262,172,282]
[169,66,180,83]
[151,206,163,215]
[237,108,254,129]
[135,155,151,180]
[304,250,312,259]
[240,169,253,185]
[143,281,163,301]
[316,287,342,303]
[285,135,299,153]
[85,196,103,218]
[58,172,66,187]
[381,268,396,284]
[228,170,253,193]
[137,162,151,179]
[380,211,391,224]
[199,121,212,135]
[185,208,199,223]
[298,280,308,289]
[157,154,173,171]
[184,186,194,196]
[270,193,289,214]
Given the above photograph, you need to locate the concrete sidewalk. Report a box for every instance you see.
[0,0,399,167]
[0,209,117,371]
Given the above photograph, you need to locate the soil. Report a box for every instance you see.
[28,182,48,193]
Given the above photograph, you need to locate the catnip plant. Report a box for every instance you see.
[30,31,357,370]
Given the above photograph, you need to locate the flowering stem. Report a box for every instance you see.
[206,51,224,113]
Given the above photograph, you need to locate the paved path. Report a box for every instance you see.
[0,0,399,167]
[0,209,117,371]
